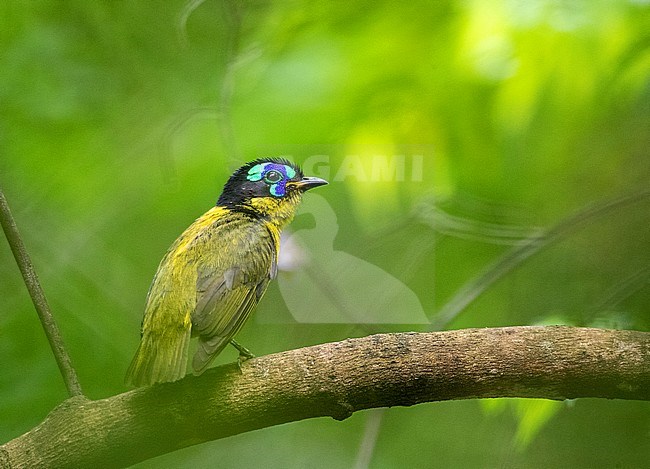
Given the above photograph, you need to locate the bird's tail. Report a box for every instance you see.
[125,328,191,387]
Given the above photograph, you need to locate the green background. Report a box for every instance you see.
[1,1,649,467]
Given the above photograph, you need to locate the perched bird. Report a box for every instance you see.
[125,158,327,387]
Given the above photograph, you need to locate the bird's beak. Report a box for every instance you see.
[294,176,328,192]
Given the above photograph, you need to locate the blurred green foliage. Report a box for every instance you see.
[1,0,649,467]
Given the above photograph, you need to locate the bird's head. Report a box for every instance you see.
[217,158,328,227]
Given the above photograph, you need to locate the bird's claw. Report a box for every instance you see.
[231,339,254,373]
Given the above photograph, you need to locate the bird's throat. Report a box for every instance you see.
[241,192,302,231]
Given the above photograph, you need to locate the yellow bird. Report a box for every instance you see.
[125,158,327,386]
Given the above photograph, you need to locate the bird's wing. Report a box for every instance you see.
[190,218,278,373]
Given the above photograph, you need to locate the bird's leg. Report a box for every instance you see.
[230,339,255,358]
[230,339,254,372]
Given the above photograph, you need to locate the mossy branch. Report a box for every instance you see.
[0,188,82,397]
[1,326,649,468]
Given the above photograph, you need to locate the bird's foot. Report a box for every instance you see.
[231,339,254,373]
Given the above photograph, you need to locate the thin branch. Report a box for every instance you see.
[434,189,650,328]
[353,409,385,469]
[1,326,648,468]
[0,188,83,397]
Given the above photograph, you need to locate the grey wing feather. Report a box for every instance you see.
[194,267,240,330]
[191,284,266,373]
[269,251,278,280]
[223,267,238,290]
[191,224,276,374]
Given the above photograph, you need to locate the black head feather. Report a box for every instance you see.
[217,158,305,207]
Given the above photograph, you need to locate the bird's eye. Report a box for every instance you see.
[263,170,283,184]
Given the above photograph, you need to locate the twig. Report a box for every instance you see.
[434,189,650,329]
[0,187,83,397]
[353,409,385,469]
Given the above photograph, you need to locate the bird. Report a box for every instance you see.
[125,158,327,387]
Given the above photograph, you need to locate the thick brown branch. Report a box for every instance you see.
[1,326,649,468]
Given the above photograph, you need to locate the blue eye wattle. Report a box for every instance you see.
[270,183,285,197]
[246,162,298,197]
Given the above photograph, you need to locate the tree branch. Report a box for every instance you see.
[434,188,650,328]
[1,326,648,468]
[0,188,82,397]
